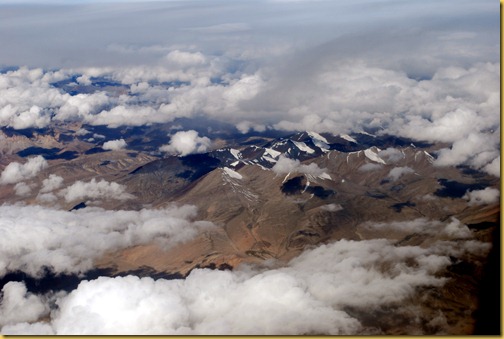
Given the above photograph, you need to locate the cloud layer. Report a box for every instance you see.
[0,204,214,277]
[0,1,498,176]
[0,223,490,335]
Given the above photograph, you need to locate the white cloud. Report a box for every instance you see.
[36,192,58,204]
[358,163,382,172]
[165,50,207,67]
[364,217,473,239]
[1,233,490,335]
[0,282,49,328]
[102,138,127,151]
[76,74,92,86]
[272,156,328,177]
[40,174,64,193]
[378,148,405,163]
[160,130,211,156]
[235,120,266,134]
[321,203,343,212]
[434,132,499,171]
[86,105,163,128]
[0,58,498,177]
[463,187,500,206]
[60,178,133,202]
[13,182,32,196]
[0,204,214,277]
[387,166,414,181]
[0,156,48,185]
[442,218,473,238]
[55,92,110,122]
[483,156,500,177]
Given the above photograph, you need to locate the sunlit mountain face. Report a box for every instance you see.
[0,0,500,335]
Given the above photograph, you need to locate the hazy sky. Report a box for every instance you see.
[0,0,498,71]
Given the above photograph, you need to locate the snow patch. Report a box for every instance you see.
[357,130,375,137]
[318,172,332,180]
[262,156,277,163]
[423,151,434,163]
[264,148,281,159]
[292,140,315,154]
[302,180,310,193]
[282,172,291,183]
[230,148,241,160]
[223,167,242,180]
[308,131,329,144]
[364,149,386,164]
[340,134,357,143]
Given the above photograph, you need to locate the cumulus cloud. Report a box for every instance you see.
[13,182,32,196]
[387,166,414,181]
[102,138,127,151]
[463,187,500,206]
[0,204,214,277]
[60,178,133,203]
[160,130,211,156]
[235,120,267,134]
[482,156,500,177]
[40,174,64,193]
[0,282,49,328]
[434,132,499,171]
[1,233,490,335]
[272,156,328,177]
[0,156,48,185]
[0,68,108,129]
[76,74,91,86]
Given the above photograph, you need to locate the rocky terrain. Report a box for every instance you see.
[0,122,499,334]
